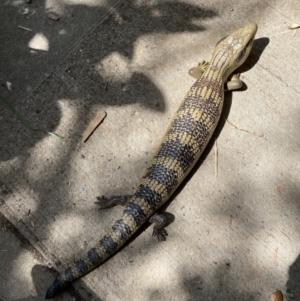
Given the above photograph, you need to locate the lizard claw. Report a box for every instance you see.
[95,195,131,209]
[95,195,109,209]
[152,228,168,242]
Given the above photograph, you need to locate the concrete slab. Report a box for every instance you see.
[0,0,122,103]
[1,0,300,300]
[0,212,76,300]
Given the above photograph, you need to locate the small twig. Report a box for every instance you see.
[104,82,109,92]
[273,247,278,265]
[281,230,292,242]
[18,25,33,32]
[224,117,263,137]
[82,110,107,142]
[280,230,293,253]
[214,139,218,177]
[293,29,297,37]
[288,23,300,37]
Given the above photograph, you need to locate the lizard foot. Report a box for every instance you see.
[149,213,168,242]
[95,195,131,209]
[152,227,168,242]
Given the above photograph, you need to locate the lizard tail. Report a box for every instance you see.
[45,211,140,299]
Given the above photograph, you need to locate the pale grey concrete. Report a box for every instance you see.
[0,212,75,301]
[1,0,300,300]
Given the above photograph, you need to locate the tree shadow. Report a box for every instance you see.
[287,253,300,300]
[1,1,288,301]
[0,0,219,299]
[0,0,217,162]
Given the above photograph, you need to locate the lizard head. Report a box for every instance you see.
[212,23,258,83]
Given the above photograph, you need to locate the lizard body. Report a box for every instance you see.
[45,23,257,299]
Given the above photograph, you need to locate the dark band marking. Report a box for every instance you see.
[181,97,207,110]
[64,267,75,283]
[146,164,178,194]
[45,279,63,299]
[76,259,89,275]
[124,202,147,227]
[187,79,222,101]
[112,219,133,240]
[157,139,196,173]
[169,114,210,147]
[100,235,118,255]
[135,184,163,211]
[88,248,102,265]
[170,113,197,135]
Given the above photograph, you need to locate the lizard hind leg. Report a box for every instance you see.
[95,195,132,209]
[149,213,168,242]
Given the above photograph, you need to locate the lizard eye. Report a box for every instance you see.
[236,48,246,63]
[245,38,253,48]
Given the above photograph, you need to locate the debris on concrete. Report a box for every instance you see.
[269,290,283,301]
[288,23,300,29]
[82,110,107,142]
[17,25,32,31]
[47,12,60,21]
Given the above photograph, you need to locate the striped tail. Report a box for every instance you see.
[45,202,147,299]
[46,75,224,299]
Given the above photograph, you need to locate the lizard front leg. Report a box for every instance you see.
[226,73,243,90]
[189,61,243,91]
[188,60,210,79]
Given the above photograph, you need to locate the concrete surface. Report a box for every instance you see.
[0,212,76,301]
[1,0,300,300]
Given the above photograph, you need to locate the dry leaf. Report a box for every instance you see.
[6,82,12,91]
[224,117,263,137]
[269,290,283,301]
[47,12,60,21]
[288,23,300,29]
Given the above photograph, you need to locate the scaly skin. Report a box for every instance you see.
[45,23,257,299]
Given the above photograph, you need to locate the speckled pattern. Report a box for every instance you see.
[45,23,257,299]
